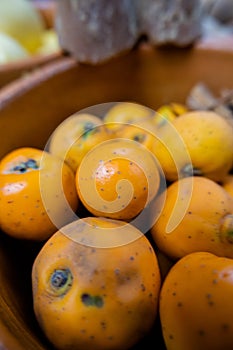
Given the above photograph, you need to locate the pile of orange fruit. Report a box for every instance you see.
[0,101,233,350]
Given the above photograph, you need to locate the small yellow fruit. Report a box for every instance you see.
[0,32,29,64]
[0,0,46,53]
[152,111,233,182]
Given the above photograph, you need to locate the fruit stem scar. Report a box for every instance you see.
[81,293,104,308]
[50,269,73,293]
[10,158,39,173]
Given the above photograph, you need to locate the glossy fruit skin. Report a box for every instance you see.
[160,251,233,350]
[75,138,161,221]
[32,217,161,350]
[49,113,113,173]
[0,147,78,240]
[150,176,233,259]
[152,111,233,182]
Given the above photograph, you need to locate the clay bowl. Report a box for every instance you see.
[0,43,232,350]
[0,0,61,88]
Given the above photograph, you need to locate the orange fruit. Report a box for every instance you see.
[75,138,161,221]
[0,147,78,240]
[49,113,113,172]
[32,216,161,350]
[160,251,233,350]
[150,176,233,260]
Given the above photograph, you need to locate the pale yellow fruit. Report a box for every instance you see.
[0,32,29,64]
[36,29,60,55]
[0,0,46,53]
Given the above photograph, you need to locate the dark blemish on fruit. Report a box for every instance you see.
[81,294,104,308]
[212,279,218,284]
[143,187,147,191]
[177,302,183,307]
[7,200,13,204]
[129,256,134,261]
[188,235,192,239]
[133,134,146,143]
[169,334,174,340]
[10,158,39,173]
[117,171,121,174]
[89,335,95,340]
[100,321,107,329]
[172,292,176,296]
[80,329,86,334]
[141,284,146,291]
[82,122,95,138]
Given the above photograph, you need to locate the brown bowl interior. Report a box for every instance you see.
[0,45,232,350]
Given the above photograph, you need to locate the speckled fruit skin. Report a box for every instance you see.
[150,176,233,260]
[75,138,161,221]
[32,216,161,350]
[0,147,78,240]
[160,251,233,350]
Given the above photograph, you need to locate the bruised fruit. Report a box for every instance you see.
[32,216,161,350]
